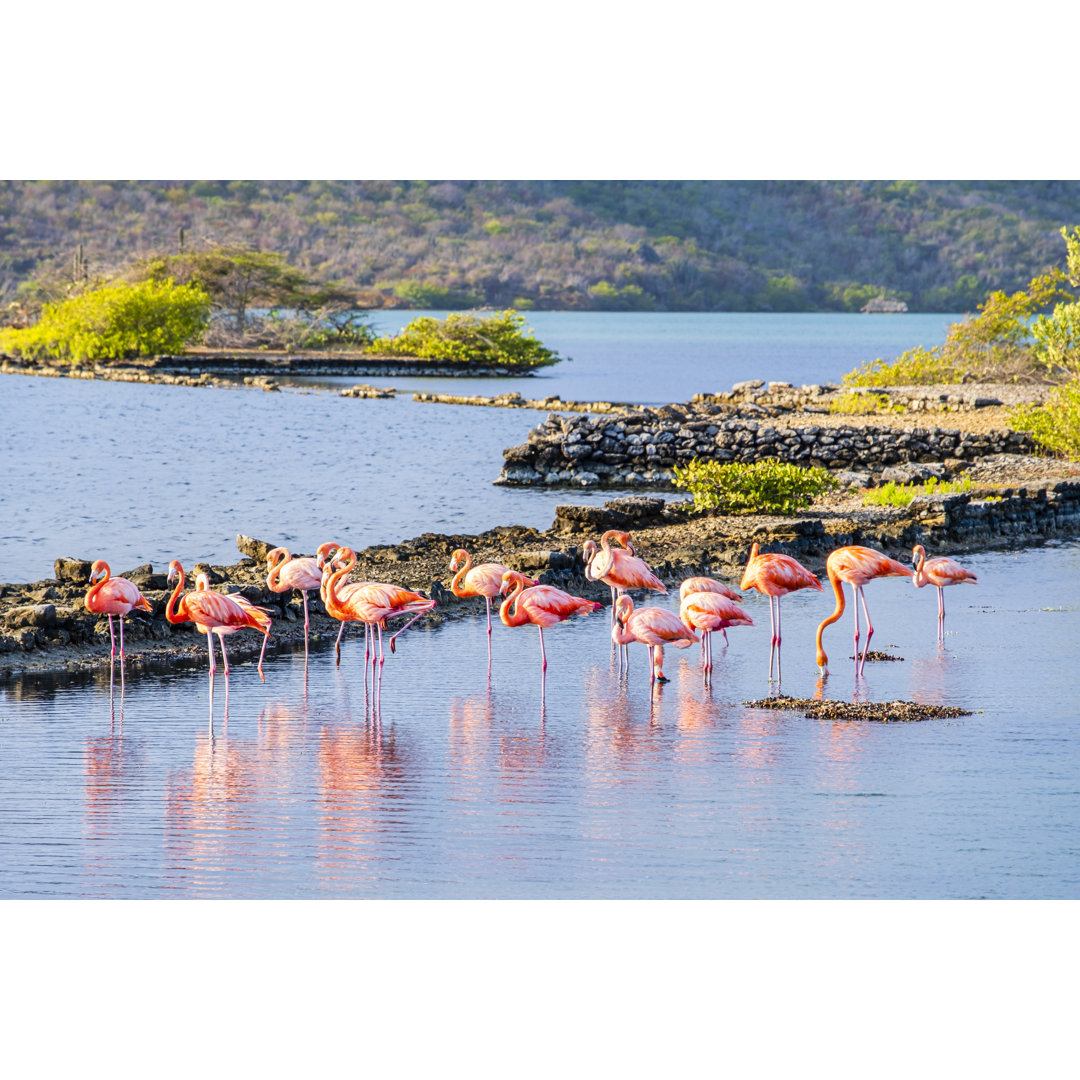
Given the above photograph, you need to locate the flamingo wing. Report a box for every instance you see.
[628,607,698,647]
[925,557,978,587]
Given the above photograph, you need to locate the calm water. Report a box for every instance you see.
[2,311,1077,899]
[2,540,1078,899]
[0,312,956,584]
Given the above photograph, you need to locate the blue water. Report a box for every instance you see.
[1,311,1077,900]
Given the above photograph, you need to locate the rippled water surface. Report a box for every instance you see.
[3,541,1079,899]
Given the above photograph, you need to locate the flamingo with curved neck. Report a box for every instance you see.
[85,560,153,676]
[583,530,666,628]
[450,549,536,669]
[266,546,324,657]
[912,544,978,640]
[167,560,272,682]
[612,594,698,685]
[815,546,911,676]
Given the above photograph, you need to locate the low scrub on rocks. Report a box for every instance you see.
[862,474,973,508]
[1010,380,1080,460]
[673,459,838,515]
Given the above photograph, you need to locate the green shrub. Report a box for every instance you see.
[391,281,483,308]
[673,459,839,515]
[1010,379,1080,460]
[828,390,906,414]
[0,278,210,361]
[371,310,561,367]
[862,475,972,508]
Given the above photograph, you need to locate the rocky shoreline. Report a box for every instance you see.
[5,456,1080,680]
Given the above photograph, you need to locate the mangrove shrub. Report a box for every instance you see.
[0,278,211,361]
[673,459,839,515]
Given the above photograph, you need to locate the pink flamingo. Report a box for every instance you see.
[678,576,744,646]
[912,545,978,640]
[815,546,912,676]
[583,529,666,633]
[499,570,601,694]
[740,543,823,682]
[84,560,153,676]
[166,560,273,682]
[679,590,753,676]
[450,549,537,668]
[612,594,698,684]
[266,547,324,656]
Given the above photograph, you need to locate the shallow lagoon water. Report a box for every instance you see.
[3,541,1078,899]
[1,311,1077,899]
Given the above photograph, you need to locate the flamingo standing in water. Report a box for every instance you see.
[450,549,537,669]
[912,545,978,640]
[166,560,273,682]
[740,543,823,683]
[678,589,753,677]
[322,547,435,673]
[678,577,745,646]
[815,546,912,676]
[266,547,324,656]
[584,530,667,619]
[84,560,153,679]
[499,570,601,695]
[612,594,698,684]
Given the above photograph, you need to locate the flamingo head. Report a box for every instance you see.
[315,542,339,570]
[195,573,211,591]
[582,540,597,578]
[449,548,470,573]
[167,560,183,585]
[500,570,528,596]
[89,560,109,585]
[265,547,289,572]
[614,594,634,627]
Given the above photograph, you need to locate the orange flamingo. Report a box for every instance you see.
[266,547,324,656]
[678,576,744,646]
[815,546,912,676]
[740,543,823,682]
[499,570,601,691]
[583,529,666,626]
[612,594,698,684]
[912,545,978,640]
[84,560,153,673]
[450,549,537,668]
[166,560,273,682]
[679,590,753,675]
[323,547,435,671]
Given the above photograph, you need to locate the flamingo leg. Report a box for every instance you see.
[335,620,346,665]
[486,596,493,669]
[107,614,116,660]
[721,626,729,646]
[538,625,548,672]
[302,591,310,657]
[850,584,862,673]
[937,586,946,639]
[775,598,783,686]
[206,631,216,675]
[118,617,126,691]
[257,629,268,682]
[219,635,230,677]
[857,585,874,675]
[768,596,778,681]
[389,610,427,654]
[377,623,386,667]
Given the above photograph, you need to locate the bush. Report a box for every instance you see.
[673,459,839,515]
[828,390,906,415]
[1010,379,1080,460]
[371,310,562,367]
[862,475,972,508]
[391,281,483,309]
[0,278,210,361]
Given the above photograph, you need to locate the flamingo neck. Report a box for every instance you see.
[267,549,289,590]
[166,564,186,624]
[86,563,111,607]
[499,577,528,627]
[450,552,472,598]
[815,566,847,667]
[324,553,356,616]
[912,547,928,588]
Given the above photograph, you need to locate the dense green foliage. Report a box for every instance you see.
[4,180,1080,313]
[1010,382,1080,459]
[371,310,561,367]
[673,459,839,515]
[0,278,210,361]
[828,390,906,414]
[862,475,972,508]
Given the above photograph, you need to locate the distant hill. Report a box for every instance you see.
[2,180,1078,313]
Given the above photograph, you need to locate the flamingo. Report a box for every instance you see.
[84,560,153,675]
[740,543,823,683]
[678,576,744,646]
[912,545,978,640]
[612,594,698,684]
[815,546,912,676]
[166,560,273,682]
[679,590,753,676]
[499,570,601,693]
[266,547,324,656]
[583,529,667,633]
[322,547,435,671]
[450,549,537,668]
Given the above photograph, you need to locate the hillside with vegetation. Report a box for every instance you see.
[3,180,1080,314]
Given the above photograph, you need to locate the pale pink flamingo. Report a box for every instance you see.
[583,530,666,642]
[678,576,744,646]
[740,543,823,682]
[815,546,912,676]
[166,560,273,682]
[84,560,153,678]
[499,570,601,694]
[266,547,324,656]
[679,590,753,676]
[450,549,537,668]
[912,545,978,640]
[612,594,698,684]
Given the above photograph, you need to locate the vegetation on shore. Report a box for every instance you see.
[673,460,838,515]
[862,476,973,508]
[4,180,1080,314]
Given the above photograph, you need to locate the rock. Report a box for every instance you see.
[835,471,871,489]
[236,535,277,563]
[732,380,764,392]
[54,557,93,583]
[604,496,666,520]
[880,463,943,484]
[512,550,575,571]
[7,604,57,629]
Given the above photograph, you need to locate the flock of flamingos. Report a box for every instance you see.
[83,529,978,701]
